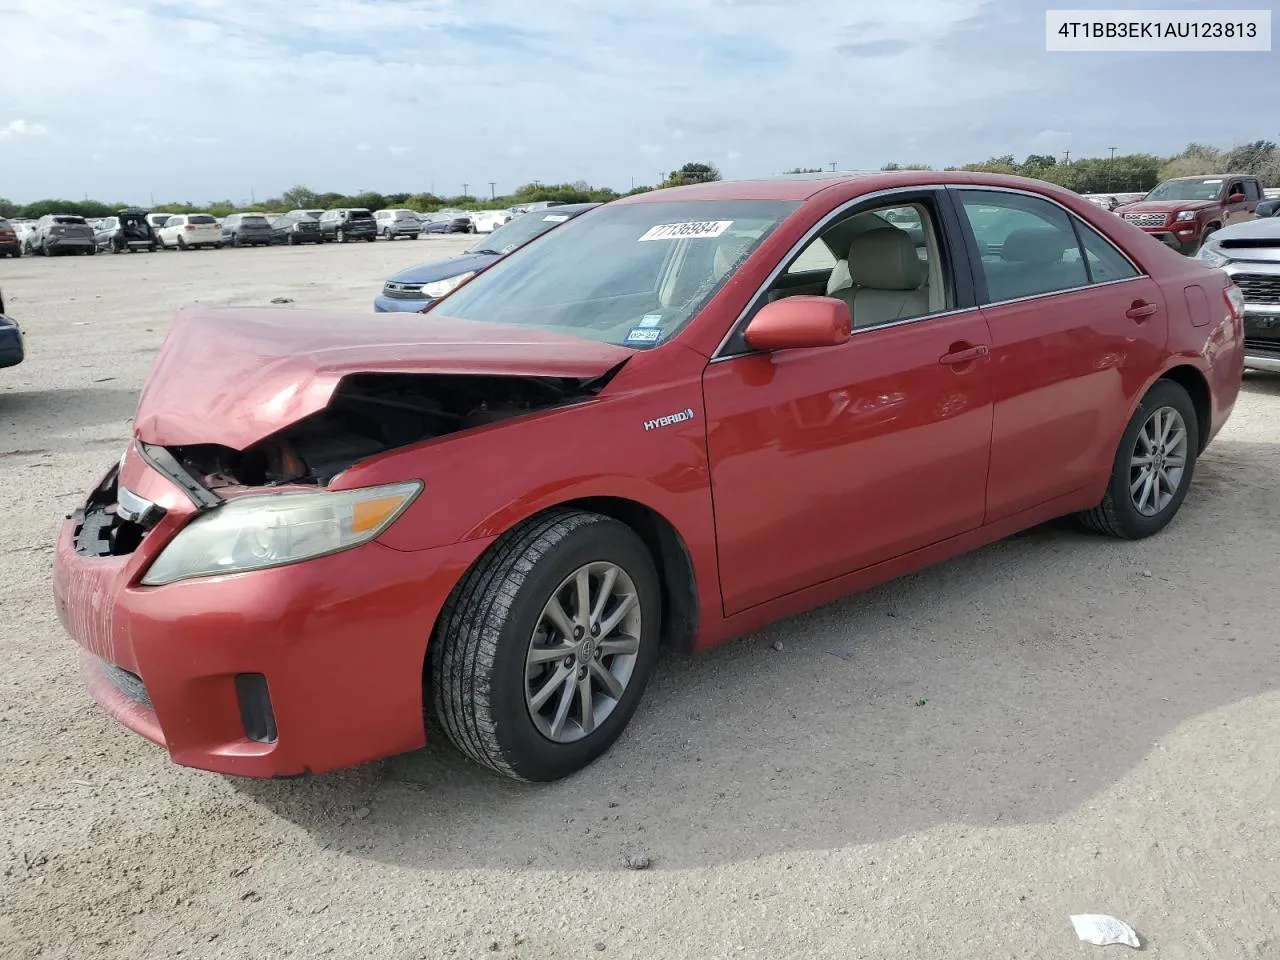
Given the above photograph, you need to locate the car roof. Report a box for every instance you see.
[614,170,1076,204]
[1163,173,1254,181]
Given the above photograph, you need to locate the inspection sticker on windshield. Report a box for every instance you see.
[542,214,570,222]
[638,220,733,242]
[638,314,663,328]
[626,327,662,343]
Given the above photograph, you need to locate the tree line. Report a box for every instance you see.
[3,142,1276,220]
[0,162,725,221]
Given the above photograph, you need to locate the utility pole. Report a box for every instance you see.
[1107,146,1117,191]
[489,182,496,200]
[1063,150,1070,165]
[829,161,837,171]
[251,188,255,205]
[462,182,469,198]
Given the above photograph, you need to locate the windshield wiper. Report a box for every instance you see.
[470,248,502,256]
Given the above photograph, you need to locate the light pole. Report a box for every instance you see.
[462,182,469,198]
[489,182,496,200]
[1108,146,1117,191]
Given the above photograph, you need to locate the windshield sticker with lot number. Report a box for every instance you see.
[542,214,570,222]
[638,314,663,328]
[638,220,733,241]
[625,327,662,343]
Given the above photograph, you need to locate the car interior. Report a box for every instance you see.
[763,202,949,329]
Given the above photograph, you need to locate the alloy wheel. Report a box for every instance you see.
[1129,405,1188,517]
[524,562,642,743]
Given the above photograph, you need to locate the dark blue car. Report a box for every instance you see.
[0,288,24,371]
[373,203,600,313]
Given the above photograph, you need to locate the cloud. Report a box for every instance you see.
[388,145,411,155]
[0,0,1272,202]
[0,119,49,140]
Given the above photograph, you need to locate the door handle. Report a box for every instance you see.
[938,344,989,366]
[1126,300,1159,321]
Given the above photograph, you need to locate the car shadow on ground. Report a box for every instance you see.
[235,436,1279,872]
[0,386,137,455]
[1242,371,1280,397]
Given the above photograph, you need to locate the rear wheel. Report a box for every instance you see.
[382,227,392,240]
[86,245,96,256]
[1077,380,1199,539]
[366,235,375,243]
[431,510,661,781]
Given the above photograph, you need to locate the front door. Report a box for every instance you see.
[702,191,993,616]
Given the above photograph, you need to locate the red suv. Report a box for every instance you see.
[1117,174,1263,253]
[53,171,1245,782]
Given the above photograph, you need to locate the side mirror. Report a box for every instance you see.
[743,296,852,352]
[1228,192,1246,203]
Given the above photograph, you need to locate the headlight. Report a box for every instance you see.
[1175,210,1197,222]
[1197,245,1229,268]
[140,482,421,586]
[422,271,475,299]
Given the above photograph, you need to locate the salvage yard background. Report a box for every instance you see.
[2,243,1279,959]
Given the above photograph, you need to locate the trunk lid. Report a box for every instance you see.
[134,308,632,449]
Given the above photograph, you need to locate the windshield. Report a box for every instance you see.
[54,216,86,224]
[1145,178,1225,202]
[433,199,798,348]
[468,210,582,255]
[189,215,216,224]
[348,210,374,220]
[240,216,268,226]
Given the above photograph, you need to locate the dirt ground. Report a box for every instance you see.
[2,242,1279,960]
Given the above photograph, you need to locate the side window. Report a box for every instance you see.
[957,190,1089,303]
[1072,217,1139,284]
[786,238,837,274]
[766,198,951,330]
[1226,181,1245,200]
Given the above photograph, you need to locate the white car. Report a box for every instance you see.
[374,209,423,240]
[145,212,174,236]
[158,213,223,250]
[470,210,515,233]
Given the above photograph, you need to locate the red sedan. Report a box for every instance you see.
[53,171,1245,781]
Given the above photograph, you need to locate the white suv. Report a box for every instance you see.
[158,214,223,250]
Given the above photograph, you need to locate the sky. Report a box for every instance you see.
[0,0,1275,205]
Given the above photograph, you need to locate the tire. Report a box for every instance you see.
[287,234,296,246]
[42,243,53,257]
[230,233,239,248]
[366,235,375,243]
[336,228,345,243]
[86,245,96,256]
[430,509,661,782]
[148,243,157,253]
[214,242,223,249]
[178,237,188,250]
[11,248,19,259]
[1077,379,1199,540]
[382,227,392,240]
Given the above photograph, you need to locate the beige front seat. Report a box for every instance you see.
[829,227,929,328]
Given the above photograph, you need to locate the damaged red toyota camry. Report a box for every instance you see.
[53,171,1245,781]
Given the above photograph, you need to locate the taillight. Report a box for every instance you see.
[184,224,195,232]
[1224,283,1245,320]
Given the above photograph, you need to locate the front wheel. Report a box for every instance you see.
[86,245,96,256]
[1078,380,1199,539]
[336,228,346,243]
[430,510,661,782]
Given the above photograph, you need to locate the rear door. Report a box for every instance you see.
[951,187,1168,522]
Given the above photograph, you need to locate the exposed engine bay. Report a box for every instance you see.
[167,370,619,490]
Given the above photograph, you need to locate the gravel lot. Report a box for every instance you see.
[3,243,1279,960]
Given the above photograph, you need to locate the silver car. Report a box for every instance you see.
[1198,217,1280,372]
[374,209,422,240]
[30,214,97,256]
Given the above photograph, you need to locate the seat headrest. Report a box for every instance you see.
[1001,228,1069,266]
[713,236,754,281]
[847,228,926,291]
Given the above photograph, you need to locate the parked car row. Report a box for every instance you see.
[0,206,500,257]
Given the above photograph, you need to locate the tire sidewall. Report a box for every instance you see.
[1106,380,1200,537]
[486,519,661,781]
